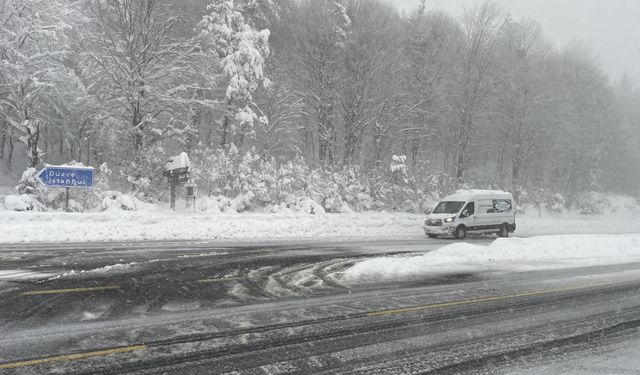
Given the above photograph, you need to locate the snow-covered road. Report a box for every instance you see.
[2,239,640,374]
[502,336,640,375]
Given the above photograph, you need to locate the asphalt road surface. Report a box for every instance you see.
[1,237,640,374]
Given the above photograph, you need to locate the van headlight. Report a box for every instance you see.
[444,217,455,223]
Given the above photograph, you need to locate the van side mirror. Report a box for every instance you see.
[461,209,469,218]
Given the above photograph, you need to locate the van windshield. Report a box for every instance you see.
[432,201,465,214]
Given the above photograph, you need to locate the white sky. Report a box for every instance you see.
[393,0,640,86]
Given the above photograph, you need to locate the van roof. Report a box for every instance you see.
[443,189,513,201]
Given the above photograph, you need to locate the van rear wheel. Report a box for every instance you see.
[498,224,509,238]
[455,226,467,240]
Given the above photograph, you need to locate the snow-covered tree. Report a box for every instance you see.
[390,154,408,182]
[494,17,553,192]
[199,0,271,148]
[1,0,639,210]
[404,8,463,170]
[289,0,351,166]
[454,2,503,182]
[0,0,78,169]
[544,43,614,206]
[339,0,403,166]
[75,0,199,187]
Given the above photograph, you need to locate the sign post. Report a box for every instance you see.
[537,188,544,218]
[65,188,70,211]
[36,165,95,211]
[163,153,191,211]
[185,182,197,211]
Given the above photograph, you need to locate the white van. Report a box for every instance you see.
[423,190,516,239]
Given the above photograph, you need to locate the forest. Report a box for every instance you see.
[1,0,639,213]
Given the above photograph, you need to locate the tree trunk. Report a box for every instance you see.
[455,107,474,182]
[410,136,420,168]
[0,122,6,161]
[443,144,449,171]
[220,115,230,148]
[512,152,521,190]
[27,122,41,168]
[237,121,248,150]
[187,89,203,152]
[131,98,144,179]
[343,130,358,165]
[7,127,15,171]
[59,128,64,159]
[342,102,363,165]
[455,141,467,181]
[219,98,232,148]
[87,135,91,165]
[318,110,335,167]
[455,150,465,181]
[371,125,385,169]
[42,125,48,159]
[77,139,82,163]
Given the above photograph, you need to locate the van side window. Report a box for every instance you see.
[493,199,512,213]
[478,199,493,213]
[460,202,474,217]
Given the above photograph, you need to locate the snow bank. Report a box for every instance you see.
[515,212,640,236]
[101,193,138,211]
[2,194,44,211]
[0,210,422,244]
[1,202,640,244]
[342,234,640,282]
[0,269,54,281]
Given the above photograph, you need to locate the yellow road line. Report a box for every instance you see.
[22,285,120,296]
[1,281,627,369]
[197,276,246,283]
[367,282,613,317]
[0,345,146,369]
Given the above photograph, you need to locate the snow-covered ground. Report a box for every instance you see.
[512,213,640,236]
[0,210,423,244]
[341,233,640,282]
[0,205,639,244]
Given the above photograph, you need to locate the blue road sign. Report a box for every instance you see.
[36,166,94,188]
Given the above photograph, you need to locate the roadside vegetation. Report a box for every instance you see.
[1,0,639,214]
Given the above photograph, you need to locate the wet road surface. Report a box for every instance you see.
[1,237,640,374]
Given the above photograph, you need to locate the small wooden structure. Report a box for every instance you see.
[163,152,191,210]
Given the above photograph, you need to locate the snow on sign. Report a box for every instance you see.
[36,165,94,188]
[164,152,191,172]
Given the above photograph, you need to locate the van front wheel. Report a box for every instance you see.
[455,226,467,240]
[498,224,509,238]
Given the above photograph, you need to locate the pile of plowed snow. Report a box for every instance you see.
[342,234,640,282]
